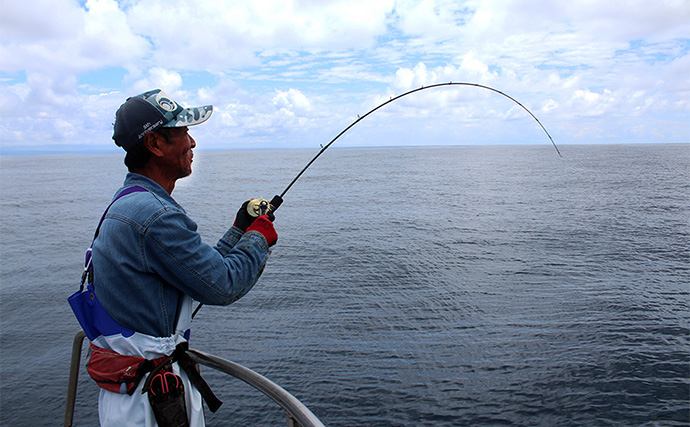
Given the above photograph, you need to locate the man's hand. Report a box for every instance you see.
[233,200,256,232]
[247,215,278,246]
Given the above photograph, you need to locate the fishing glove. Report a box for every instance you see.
[247,215,278,247]
[233,200,256,232]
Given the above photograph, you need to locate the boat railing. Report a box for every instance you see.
[64,331,325,427]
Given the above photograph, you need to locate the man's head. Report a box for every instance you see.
[113,89,213,152]
[112,90,212,178]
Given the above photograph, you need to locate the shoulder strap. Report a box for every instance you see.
[93,186,148,240]
[82,186,147,286]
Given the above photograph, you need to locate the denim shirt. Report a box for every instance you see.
[92,173,270,338]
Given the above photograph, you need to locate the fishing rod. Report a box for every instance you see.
[262,82,559,214]
[191,82,560,319]
[278,82,561,203]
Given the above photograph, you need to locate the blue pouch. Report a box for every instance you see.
[68,279,135,341]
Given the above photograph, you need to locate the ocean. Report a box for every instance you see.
[0,143,688,426]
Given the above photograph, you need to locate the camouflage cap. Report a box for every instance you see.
[112,89,213,151]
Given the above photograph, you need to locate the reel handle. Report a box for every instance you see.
[246,195,284,218]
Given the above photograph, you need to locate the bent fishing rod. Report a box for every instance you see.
[191,82,560,319]
[278,82,561,203]
[255,82,560,217]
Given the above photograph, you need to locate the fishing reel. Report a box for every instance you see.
[246,195,283,218]
[246,198,270,217]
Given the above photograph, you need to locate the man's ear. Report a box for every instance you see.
[143,131,165,157]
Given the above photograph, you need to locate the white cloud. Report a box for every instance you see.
[122,0,396,72]
[664,53,690,93]
[466,0,690,43]
[0,0,83,45]
[130,68,183,94]
[273,89,312,113]
[80,0,149,67]
[393,0,467,37]
[0,0,148,75]
[0,0,688,153]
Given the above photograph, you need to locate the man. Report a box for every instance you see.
[87,89,277,426]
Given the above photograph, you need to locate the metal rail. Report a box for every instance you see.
[188,349,325,427]
[64,331,325,427]
[64,331,87,427]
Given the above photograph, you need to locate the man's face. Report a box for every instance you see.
[159,127,196,179]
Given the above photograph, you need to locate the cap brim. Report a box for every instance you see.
[163,105,213,127]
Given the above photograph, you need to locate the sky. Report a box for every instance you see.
[0,0,688,155]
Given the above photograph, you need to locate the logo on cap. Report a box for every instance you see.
[155,92,178,112]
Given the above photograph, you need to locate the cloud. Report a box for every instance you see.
[0,0,688,153]
[273,88,312,113]
[121,0,397,72]
[393,0,467,37]
[0,0,83,44]
[466,0,690,43]
[1,0,148,74]
[130,68,183,94]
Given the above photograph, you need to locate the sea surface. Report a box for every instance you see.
[1,144,688,426]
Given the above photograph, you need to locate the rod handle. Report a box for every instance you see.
[269,195,283,212]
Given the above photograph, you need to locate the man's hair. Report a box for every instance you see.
[124,129,175,171]
[124,140,152,171]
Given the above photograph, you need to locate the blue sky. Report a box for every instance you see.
[0,0,688,155]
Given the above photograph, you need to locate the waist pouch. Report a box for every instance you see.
[87,343,164,395]
[88,342,223,413]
